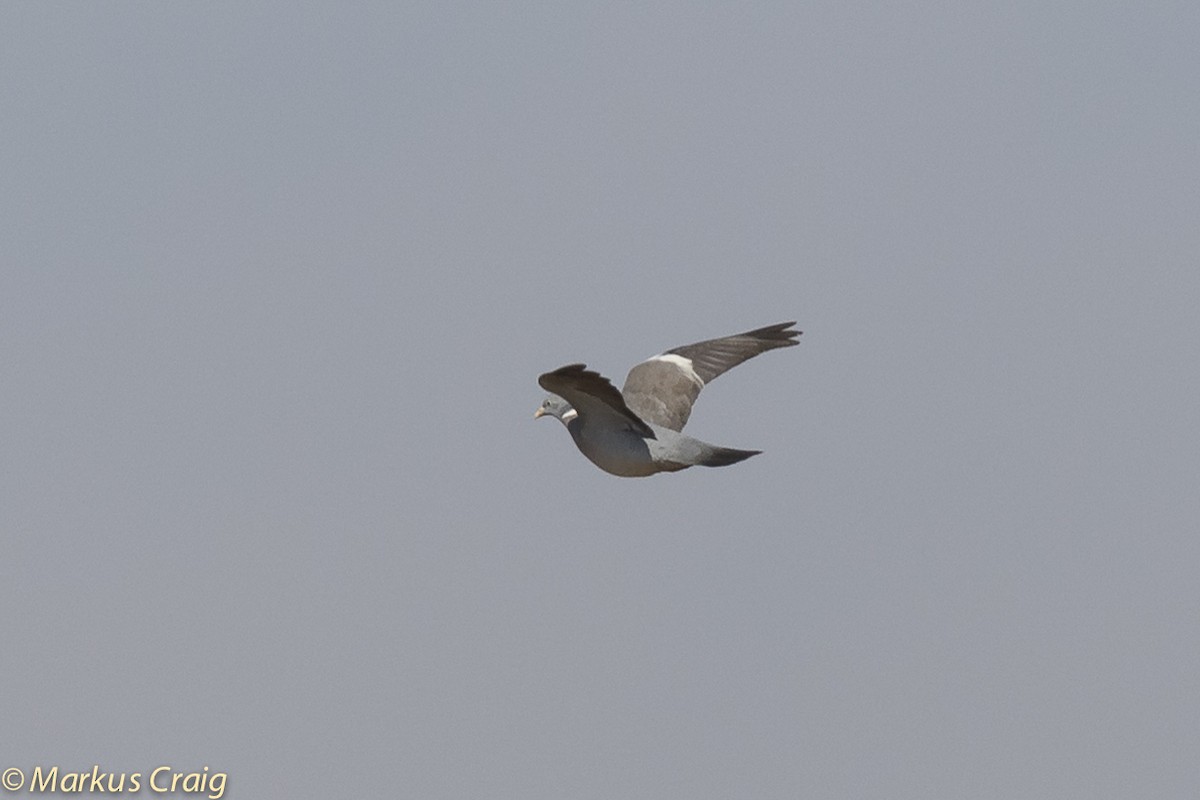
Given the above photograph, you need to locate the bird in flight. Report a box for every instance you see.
[535,321,801,477]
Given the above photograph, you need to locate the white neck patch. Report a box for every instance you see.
[561,408,579,423]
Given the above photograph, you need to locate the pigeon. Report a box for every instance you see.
[534,321,801,477]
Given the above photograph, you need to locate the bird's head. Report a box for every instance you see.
[533,394,577,425]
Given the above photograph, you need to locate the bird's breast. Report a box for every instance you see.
[568,422,660,477]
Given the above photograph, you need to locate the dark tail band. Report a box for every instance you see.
[700,446,761,467]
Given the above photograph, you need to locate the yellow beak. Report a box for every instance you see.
[533,407,545,419]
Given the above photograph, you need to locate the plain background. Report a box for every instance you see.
[3,3,1198,798]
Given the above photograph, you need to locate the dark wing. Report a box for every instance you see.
[622,321,801,431]
[668,321,802,383]
[538,364,656,438]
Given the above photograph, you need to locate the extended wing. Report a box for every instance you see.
[622,321,801,431]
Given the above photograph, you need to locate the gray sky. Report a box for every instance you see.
[3,3,1198,798]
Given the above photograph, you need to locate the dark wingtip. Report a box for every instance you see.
[538,363,588,391]
[749,321,803,346]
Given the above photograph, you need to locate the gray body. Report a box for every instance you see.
[559,406,753,477]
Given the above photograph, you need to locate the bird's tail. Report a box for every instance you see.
[699,446,762,467]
